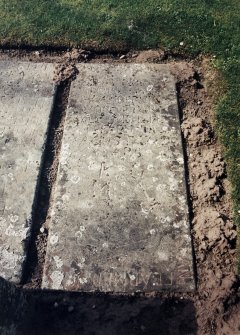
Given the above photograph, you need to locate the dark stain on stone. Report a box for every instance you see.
[161,273,173,286]
[131,261,142,271]
[94,264,103,275]
[0,131,18,155]
[71,260,81,274]
[167,104,178,116]
[68,98,77,109]
[59,169,68,186]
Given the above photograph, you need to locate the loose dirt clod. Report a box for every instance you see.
[135,49,165,62]
[53,48,91,84]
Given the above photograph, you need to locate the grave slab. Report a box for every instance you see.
[0,61,55,283]
[42,64,194,292]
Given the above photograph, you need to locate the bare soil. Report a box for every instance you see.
[0,48,239,335]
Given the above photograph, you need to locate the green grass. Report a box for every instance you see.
[0,0,240,267]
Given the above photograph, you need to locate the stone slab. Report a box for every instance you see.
[0,61,54,283]
[42,64,194,292]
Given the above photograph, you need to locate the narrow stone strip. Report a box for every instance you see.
[0,62,55,283]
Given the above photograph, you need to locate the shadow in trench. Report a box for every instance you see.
[22,290,197,335]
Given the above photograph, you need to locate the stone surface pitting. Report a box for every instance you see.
[0,61,54,283]
[43,64,194,292]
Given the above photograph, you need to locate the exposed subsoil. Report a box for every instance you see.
[0,48,239,335]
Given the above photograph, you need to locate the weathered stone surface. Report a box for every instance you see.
[0,61,54,283]
[43,64,194,292]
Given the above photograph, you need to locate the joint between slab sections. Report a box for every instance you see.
[21,80,71,287]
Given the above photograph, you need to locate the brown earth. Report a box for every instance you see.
[0,48,239,335]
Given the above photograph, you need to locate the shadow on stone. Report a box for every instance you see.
[0,278,197,335]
